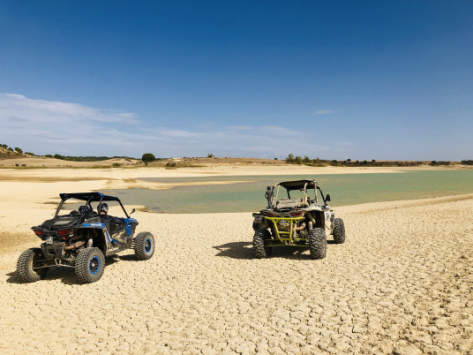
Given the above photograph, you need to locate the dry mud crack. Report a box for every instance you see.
[1,197,473,354]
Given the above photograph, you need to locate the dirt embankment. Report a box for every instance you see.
[149,156,286,167]
[0,157,142,168]
[0,147,29,160]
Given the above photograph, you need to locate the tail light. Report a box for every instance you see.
[33,230,42,236]
[291,212,303,217]
[58,229,72,236]
[263,212,274,217]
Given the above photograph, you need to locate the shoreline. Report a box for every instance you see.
[0,166,471,218]
[0,164,468,192]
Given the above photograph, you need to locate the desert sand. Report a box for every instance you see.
[0,167,472,355]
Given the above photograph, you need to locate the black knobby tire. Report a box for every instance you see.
[253,229,272,258]
[17,248,49,282]
[309,228,327,259]
[134,232,155,260]
[333,218,346,244]
[75,247,105,283]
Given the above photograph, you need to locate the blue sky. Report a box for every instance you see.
[0,0,472,160]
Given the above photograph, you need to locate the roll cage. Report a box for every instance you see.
[49,192,131,229]
[271,179,328,207]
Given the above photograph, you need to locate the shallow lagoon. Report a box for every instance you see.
[101,170,473,213]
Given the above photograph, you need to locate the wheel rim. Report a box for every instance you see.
[144,238,152,253]
[89,256,100,274]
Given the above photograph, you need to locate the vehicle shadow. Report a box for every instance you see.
[118,254,139,261]
[213,239,339,260]
[5,271,22,284]
[49,268,78,284]
[213,242,254,259]
[5,268,79,284]
[270,247,313,259]
[5,256,121,285]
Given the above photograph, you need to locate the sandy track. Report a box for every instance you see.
[1,197,473,355]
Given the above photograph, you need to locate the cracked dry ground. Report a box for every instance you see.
[1,196,473,355]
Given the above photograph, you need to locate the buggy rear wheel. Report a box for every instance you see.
[332,218,345,244]
[75,247,105,284]
[253,229,272,258]
[17,248,49,282]
[134,232,155,260]
[309,228,327,259]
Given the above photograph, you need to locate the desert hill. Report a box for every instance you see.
[149,156,285,167]
[0,155,142,168]
[0,146,30,160]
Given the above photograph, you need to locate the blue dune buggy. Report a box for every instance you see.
[17,192,155,283]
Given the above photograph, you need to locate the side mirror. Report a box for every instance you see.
[325,194,331,202]
[130,208,136,215]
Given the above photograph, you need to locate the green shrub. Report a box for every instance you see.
[286,153,294,163]
[142,153,156,166]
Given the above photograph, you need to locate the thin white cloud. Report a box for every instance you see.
[314,110,334,115]
[0,93,348,157]
[0,93,139,124]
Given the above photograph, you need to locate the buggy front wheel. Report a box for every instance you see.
[134,232,155,260]
[17,248,49,282]
[253,229,272,258]
[309,228,327,259]
[332,218,345,244]
[75,247,105,283]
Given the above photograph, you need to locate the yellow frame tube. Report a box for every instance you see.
[264,216,304,244]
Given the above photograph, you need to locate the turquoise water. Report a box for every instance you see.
[101,170,473,213]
